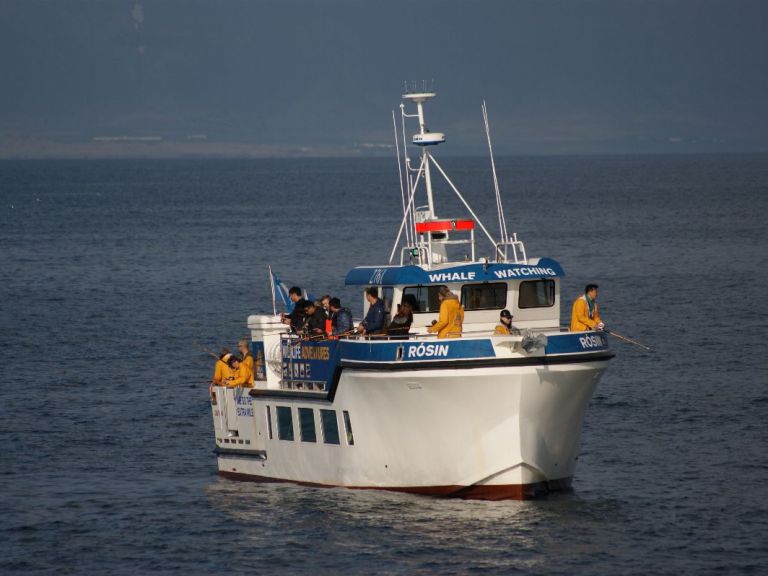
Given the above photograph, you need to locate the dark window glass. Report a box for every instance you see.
[381,286,394,315]
[266,406,273,440]
[461,283,507,310]
[343,410,355,446]
[320,409,340,445]
[276,406,294,441]
[519,280,556,308]
[298,408,316,443]
[401,285,447,313]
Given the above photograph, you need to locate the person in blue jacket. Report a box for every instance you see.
[357,287,386,336]
[329,297,353,336]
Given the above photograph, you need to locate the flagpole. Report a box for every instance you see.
[268,265,277,317]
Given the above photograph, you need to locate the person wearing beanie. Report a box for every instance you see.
[212,349,231,386]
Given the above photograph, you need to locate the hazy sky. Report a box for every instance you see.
[1,0,766,157]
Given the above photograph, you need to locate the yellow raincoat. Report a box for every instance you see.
[570,295,602,332]
[428,295,464,339]
[241,352,255,386]
[226,363,253,388]
[212,359,228,385]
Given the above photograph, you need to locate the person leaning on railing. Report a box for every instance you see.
[225,355,253,388]
[212,349,231,386]
[301,301,327,339]
[209,349,231,402]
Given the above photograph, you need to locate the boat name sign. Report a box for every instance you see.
[346,259,565,286]
[578,334,607,349]
[425,267,558,282]
[405,343,450,358]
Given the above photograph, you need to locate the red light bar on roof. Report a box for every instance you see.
[415,219,475,233]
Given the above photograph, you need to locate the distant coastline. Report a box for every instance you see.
[1,140,766,160]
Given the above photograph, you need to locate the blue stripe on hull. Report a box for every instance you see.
[338,338,495,362]
[276,333,611,392]
[544,331,610,355]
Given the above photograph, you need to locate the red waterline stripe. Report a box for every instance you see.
[218,471,572,501]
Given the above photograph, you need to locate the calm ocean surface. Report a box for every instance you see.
[1,155,767,574]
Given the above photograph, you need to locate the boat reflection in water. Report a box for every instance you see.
[205,477,622,570]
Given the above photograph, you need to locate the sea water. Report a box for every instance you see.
[1,155,766,574]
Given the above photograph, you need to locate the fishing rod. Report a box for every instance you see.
[195,342,245,392]
[304,332,330,341]
[335,328,358,338]
[303,328,357,341]
[606,330,652,351]
[194,341,231,430]
[193,341,221,360]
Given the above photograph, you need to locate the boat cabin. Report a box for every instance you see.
[345,257,565,336]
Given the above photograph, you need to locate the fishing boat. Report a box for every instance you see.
[210,86,614,500]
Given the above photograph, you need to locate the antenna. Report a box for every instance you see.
[391,86,524,266]
[402,82,445,218]
[482,101,509,244]
[392,110,410,247]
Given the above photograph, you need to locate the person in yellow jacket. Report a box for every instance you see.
[212,349,231,386]
[494,309,520,335]
[428,287,464,339]
[570,283,606,332]
[225,355,253,388]
[237,339,254,386]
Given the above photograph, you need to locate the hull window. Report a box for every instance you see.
[461,282,507,310]
[266,406,273,440]
[276,406,294,441]
[298,408,317,443]
[343,410,355,446]
[519,279,556,308]
[320,409,340,445]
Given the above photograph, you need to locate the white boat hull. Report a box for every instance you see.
[213,358,607,499]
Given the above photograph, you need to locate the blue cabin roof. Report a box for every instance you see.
[345,258,565,286]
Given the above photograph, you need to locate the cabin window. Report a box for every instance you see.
[343,410,355,446]
[461,283,507,310]
[381,286,394,315]
[298,408,317,443]
[266,406,273,440]
[518,280,556,308]
[320,409,341,445]
[276,406,294,441]
[401,285,446,313]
